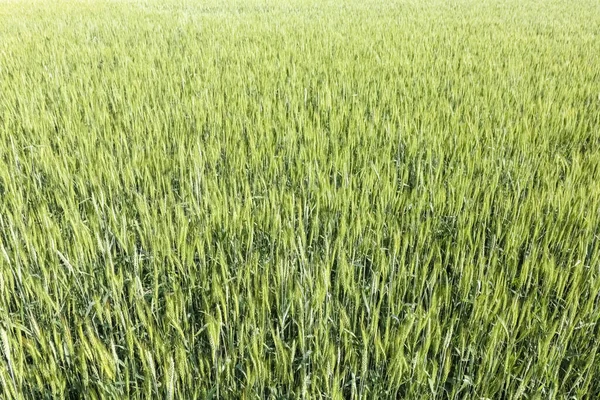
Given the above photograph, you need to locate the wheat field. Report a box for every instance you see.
[1,0,600,398]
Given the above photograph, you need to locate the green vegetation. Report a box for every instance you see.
[1,0,600,398]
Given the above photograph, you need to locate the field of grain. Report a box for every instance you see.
[1,0,600,398]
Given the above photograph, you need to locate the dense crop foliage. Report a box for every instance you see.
[1,0,600,398]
